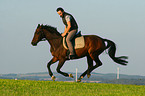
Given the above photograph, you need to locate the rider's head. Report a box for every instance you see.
[56,7,64,17]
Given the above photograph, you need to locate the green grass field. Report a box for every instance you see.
[0,79,145,96]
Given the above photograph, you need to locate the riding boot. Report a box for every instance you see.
[69,54,78,59]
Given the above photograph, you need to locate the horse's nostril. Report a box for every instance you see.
[31,42,37,46]
[31,42,33,45]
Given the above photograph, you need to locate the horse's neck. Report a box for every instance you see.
[48,38,62,51]
[44,31,62,51]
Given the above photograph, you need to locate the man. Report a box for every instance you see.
[56,7,78,59]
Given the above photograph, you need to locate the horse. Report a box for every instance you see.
[31,24,128,82]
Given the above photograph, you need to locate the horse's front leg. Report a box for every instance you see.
[47,57,58,80]
[56,59,73,78]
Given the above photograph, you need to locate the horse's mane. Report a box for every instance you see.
[39,24,61,36]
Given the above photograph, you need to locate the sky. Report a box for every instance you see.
[0,0,145,76]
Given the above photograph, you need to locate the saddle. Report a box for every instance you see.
[63,31,85,50]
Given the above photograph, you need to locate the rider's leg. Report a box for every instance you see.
[66,29,77,56]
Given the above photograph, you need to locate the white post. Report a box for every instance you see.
[76,68,77,82]
[117,67,119,79]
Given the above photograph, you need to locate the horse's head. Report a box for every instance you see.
[31,24,45,46]
[31,24,61,46]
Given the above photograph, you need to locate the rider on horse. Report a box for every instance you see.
[56,7,78,59]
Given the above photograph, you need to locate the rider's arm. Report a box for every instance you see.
[64,21,71,33]
[61,26,67,37]
[61,15,71,37]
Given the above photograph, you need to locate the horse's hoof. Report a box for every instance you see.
[77,78,82,82]
[87,74,91,78]
[77,79,81,82]
[76,76,83,82]
[51,76,56,81]
[69,74,74,78]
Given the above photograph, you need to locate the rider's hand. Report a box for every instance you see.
[61,33,67,37]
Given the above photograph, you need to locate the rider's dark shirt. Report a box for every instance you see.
[62,12,78,31]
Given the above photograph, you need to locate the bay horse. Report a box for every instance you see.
[31,24,128,82]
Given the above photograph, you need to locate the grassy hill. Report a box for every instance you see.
[1,72,145,85]
[0,79,145,96]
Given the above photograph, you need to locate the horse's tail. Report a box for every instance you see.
[103,39,128,65]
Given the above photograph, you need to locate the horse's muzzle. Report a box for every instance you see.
[31,42,37,46]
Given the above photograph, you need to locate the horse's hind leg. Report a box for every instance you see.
[78,55,93,82]
[89,54,102,75]
[86,55,94,78]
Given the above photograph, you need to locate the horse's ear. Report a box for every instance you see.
[38,24,40,28]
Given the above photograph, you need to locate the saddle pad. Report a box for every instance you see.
[63,36,85,50]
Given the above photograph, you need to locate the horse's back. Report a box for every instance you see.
[83,35,104,44]
[84,35,103,39]
[83,35,106,51]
